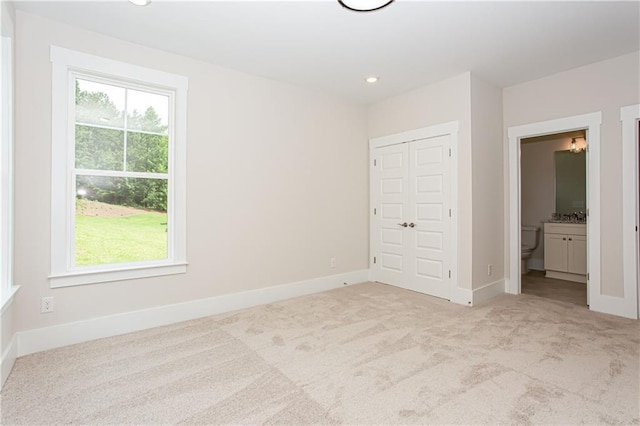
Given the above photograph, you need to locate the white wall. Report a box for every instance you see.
[504,51,640,298]
[12,12,369,334]
[367,73,474,291]
[1,0,16,388]
[366,73,505,294]
[470,75,503,289]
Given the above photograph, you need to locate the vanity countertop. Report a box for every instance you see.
[542,219,587,224]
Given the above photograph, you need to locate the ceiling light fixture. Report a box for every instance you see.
[365,76,379,84]
[570,137,586,153]
[338,0,394,12]
[129,0,151,6]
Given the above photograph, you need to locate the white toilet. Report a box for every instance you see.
[521,225,541,274]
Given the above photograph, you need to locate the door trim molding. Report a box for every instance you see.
[621,104,640,319]
[507,112,606,313]
[369,121,461,303]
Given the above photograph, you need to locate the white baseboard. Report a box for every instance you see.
[17,269,369,357]
[450,286,473,306]
[1,333,17,389]
[472,279,506,305]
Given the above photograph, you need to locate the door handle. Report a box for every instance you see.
[398,222,408,228]
[408,222,416,228]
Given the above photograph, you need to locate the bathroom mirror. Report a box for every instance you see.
[554,150,586,214]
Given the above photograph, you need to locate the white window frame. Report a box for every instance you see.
[49,46,188,288]
[1,34,18,309]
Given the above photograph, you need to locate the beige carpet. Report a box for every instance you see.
[1,282,639,425]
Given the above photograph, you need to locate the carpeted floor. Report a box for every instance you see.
[1,282,639,425]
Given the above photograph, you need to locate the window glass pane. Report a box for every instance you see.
[126,132,168,173]
[75,125,124,171]
[127,89,169,135]
[75,79,125,128]
[75,175,168,266]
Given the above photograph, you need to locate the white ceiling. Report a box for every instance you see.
[13,1,640,104]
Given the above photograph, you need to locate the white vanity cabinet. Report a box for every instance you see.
[544,223,587,283]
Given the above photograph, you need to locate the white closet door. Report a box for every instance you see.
[406,135,451,299]
[370,143,410,287]
[370,134,452,300]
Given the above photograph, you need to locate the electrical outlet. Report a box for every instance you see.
[41,297,54,313]
[330,257,336,268]
[487,264,493,276]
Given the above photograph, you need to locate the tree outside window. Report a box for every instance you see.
[74,78,170,266]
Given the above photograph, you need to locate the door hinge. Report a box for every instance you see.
[449,270,451,278]
[449,209,452,217]
[449,148,451,157]
[585,209,589,217]
[374,207,377,215]
[374,159,377,166]
[587,272,590,281]
[373,256,377,264]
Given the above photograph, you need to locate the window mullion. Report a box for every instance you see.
[75,121,165,136]
[123,88,128,172]
[74,169,168,180]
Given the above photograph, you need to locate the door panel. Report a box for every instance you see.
[371,133,452,300]
[380,252,403,272]
[371,143,409,286]
[407,135,451,299]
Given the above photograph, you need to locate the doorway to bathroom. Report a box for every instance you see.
[507,112,605,315]
[519,130,588,307]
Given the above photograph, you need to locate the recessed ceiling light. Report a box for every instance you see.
[365,76,379,84]
[129,0,151,6]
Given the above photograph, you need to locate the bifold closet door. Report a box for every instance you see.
[371,135,452,300]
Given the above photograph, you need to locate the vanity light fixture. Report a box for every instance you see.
[129,0,151,6]
[365,76,379,84]
[338,0,394,12]
[570,137,586,153]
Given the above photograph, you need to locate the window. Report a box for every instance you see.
[1,34,17,307]
[50,47,188,287]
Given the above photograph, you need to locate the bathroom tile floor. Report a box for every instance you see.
[521,270,587,307]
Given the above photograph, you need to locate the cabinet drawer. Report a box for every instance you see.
[544,223,587,236]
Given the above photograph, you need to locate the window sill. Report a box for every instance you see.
[1,285,21,314]
[49,262,188,288]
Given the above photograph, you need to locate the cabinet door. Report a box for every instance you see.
[544,234,568,272]
[567,235,587,275]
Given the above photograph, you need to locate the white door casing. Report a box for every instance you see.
[370,122,458,301]
[507,112,620,316]
[621,104,640,319]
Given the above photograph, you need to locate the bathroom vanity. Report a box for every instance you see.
[543,222,587,283]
